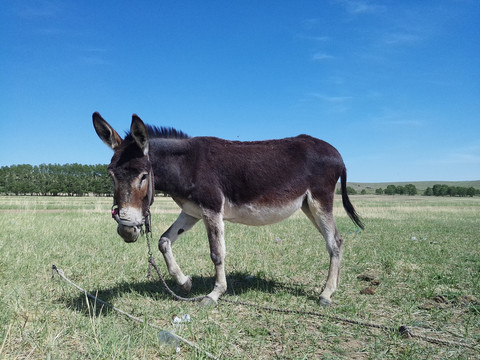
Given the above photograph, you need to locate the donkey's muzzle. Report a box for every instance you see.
[111,206,144,242]
[117,224,141,243]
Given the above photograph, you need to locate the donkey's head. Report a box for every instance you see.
[93,112,154,243]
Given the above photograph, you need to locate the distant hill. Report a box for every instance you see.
[345,180,480,194]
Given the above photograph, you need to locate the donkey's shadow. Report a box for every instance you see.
[59,271,318,317]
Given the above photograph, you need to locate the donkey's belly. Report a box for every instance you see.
[224,196,304,226]
[173,195,304,226]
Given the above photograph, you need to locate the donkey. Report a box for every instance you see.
[93,112,363,306]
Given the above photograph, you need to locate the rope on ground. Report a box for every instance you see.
[218,297,478,350]
[51,264,219,360]
[146,251,478,351]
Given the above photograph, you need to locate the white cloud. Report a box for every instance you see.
[298,35,330,42]
[335,0,384,15]
[312,52,334,61]
[382,33,423,45]
[371,109,427,128]
[310,93,352,103]
[302,18,320,29]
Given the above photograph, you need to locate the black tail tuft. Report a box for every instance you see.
[340,168,364,230]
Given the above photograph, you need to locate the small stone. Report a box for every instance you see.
[419,300,449,310]
[434,295,449,304]
[357,273,376,282]
[458,295,478,305]
[370,279,381,286]
[418,302,436,310]
[360,286,376,295]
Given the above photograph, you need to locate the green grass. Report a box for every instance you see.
[0,195,479,359]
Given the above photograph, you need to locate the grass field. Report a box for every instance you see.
[0,195,479,359]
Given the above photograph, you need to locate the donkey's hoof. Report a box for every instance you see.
[318,296,331,307]
[180,276,192,293]
[200,296,218,307]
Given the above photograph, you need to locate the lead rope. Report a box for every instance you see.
[144,210,207,302]
[144,224,478,351]
[144,209,153,279]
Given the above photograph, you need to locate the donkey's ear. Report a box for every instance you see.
[92,112,123,150]
[131,114,149,155]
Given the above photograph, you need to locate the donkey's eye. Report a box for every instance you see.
[140,173,148,185]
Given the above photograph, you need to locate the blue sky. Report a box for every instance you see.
[1,0,479,182]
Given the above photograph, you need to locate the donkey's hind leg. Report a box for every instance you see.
[158,211,200,293]
[302,194,344,306]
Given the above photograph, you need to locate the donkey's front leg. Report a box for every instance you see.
[158,211,200,292]
[201,210,227,306]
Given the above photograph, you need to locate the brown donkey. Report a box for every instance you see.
[93,112,364,306]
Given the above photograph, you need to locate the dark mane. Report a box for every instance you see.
[125,125,190,140]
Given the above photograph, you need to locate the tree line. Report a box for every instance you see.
[342,184,479,197]
[0,164,112,196]
[1,164,478,197]
[423,184,479,197]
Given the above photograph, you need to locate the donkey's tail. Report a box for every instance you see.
[340,167,364,230]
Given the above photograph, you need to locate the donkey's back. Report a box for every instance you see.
[172,134,346,226]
